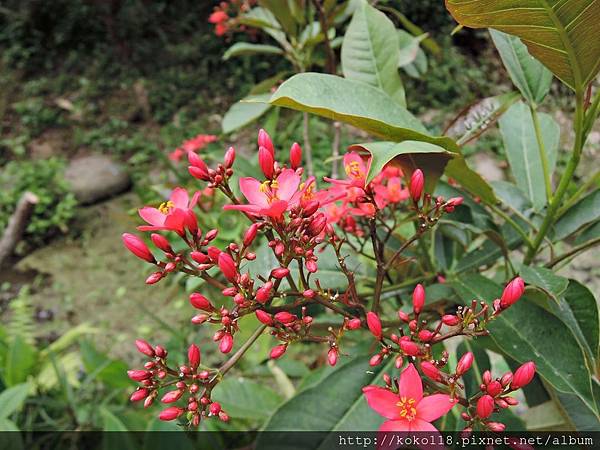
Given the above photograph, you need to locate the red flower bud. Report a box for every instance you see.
[127,370,152,382]
[447,197,464,207]
[191,251,210,264]
[255,286,271,304]
[155,345,167,358]
[400,339,420,356]
[421,361,442,381]
[395,356,403,369]
[347,318,362,330]
[308,214,327,236]
[188,152,209,176]
[135,339,155,357]
[327,348,338,366]
[188,344,201,369]
[487,380,503,397]
[130,389,149,402]
[483,370,492,384]
[369,354,383,366]
[270,344,287,359]
[159,406,184,421]
[441,314,460,326]
[303,289,315,298]
[500,372,513,387]
[258,129,274,157]
[205,229,218,241]
[209,402,222,415]
[290,142,302,169]
[302,200,320,216]
[161,390,183,404]
[456,351,474,376]
[150,233,172,253]
[511,361,536,390]
[398,311,410,323]
[274,311,296,324]
[477,395,494,419]
[500,277,525,309]
[418,330,434,342]
[255,310,273,326]
[271,267,290,279]
[219,333,233,354]
[258,146,274,178]
[224,146,235,168]
[487,422,506,432]
[189,293,214,311]
[207,246,221,261]
[146,271,164,284]
[366,312,382,340]
[191,314,209,325]
[218,253,237,281]
[412,284,425,314]
[243,223,259,247]
[409,169,424,202]
[122,233,155,263]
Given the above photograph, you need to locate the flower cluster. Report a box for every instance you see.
[168,133,218,162]
[123,127,535,431]
[208,1,257,37]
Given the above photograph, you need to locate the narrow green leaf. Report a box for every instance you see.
[222,94,272,134]
[520,265,569,298]
[554,190,600,240]
[499,101,560,210]
[563,280,600,363]
[341,0,405,105]
[0,383,31,419]
[3,336,37,387]
[490,30,552,105]
[269,73,458,153]
[223,43,283,60]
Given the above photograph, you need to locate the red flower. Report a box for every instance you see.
[138,188,199,235]
[324,152,370,189]
[363,364,456,432]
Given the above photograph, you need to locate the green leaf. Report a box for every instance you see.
[258,0,296,36]
[520,265,569,298]
[499,101,560,210]
[348,140,454,186]
[222,94,272,134]
[341,0,405,105]
[446,0,600,91]
[100,407,128,431]
[492,180,533,217]
[239,7,287,47]
[522,401,567,430]
[223,42,283,60]
[0,383,31,419]
[211,377,283,420]
[490,30,553,105]
[555,384,600,431]
[0,418,22,449]
[259,356,393,446]
[563,280,600,364]
[269,73,458,153]
[397,31,427,68]
[554,189,600,240]
[3,335,37,386]
[451,274,598,415]
[445,156,498,205]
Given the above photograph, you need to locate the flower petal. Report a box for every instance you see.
[362,386,400,420]
[223,204,261,216]
[417,394,457,422]
[399,364,423,403]
[239,177,269,207]
[276,169,301,201]
[170,187,189,209]
[262,200,288,218]
[409,418,438,432]
[139,207,165,226]
[189,191,201,208]
[379,419,410,432]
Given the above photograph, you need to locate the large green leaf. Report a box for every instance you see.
[259,356,393,447]
[499,101,560,210]
[258,0,297,36]
[554,189,600,240]
[223,43,283,60]
[269,73,458,153]
[348,140,454,186]
[341,0,405,105]
[3,335,37,387]
[223,94,272,134]
[0,383,31,419]
[563,280,600,364]
[451,274,598,416]
[211,377,283,420]
[490,30,552,105]
[445,156,498,205]
[446,0,600,91]
[239,7,287,47]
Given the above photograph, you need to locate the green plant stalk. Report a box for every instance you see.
[530,105,553,202]
[525,91,585,264]
[556,170,600,219]
[546,236,600,269]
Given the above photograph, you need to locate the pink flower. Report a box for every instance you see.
[324,152,370,189]
[373,176,409,208]
[363,364,456,432]
[224,169,311,218]
[138,188,200,235]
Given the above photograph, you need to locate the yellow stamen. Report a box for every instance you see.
[158,200,175,214]
[396,397,417,421]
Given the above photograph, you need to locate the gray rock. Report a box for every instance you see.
[65,155,130,204]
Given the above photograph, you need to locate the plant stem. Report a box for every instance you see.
[556,170,600,219]
[524,91,586,264]
[218,324,266,376]
[311,0,336,75]
[546,236,600,269]
[331,121,341,178]
[302,112,314,176]
[487,203,533,249]
[530,105,553,202]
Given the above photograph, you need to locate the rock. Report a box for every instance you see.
[472,152,505,182]
[65,155,130,204]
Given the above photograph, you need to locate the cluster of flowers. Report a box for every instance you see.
[168,133,217,163]
[208,0,257,36]
[123,128,535,431]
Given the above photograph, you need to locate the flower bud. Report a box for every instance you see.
[243,223,259,247]
[412,284,425,314]
[409,169,424,202]
[219,333,233,354]
[159,406,184,421]
[271,267,290,279]
[122,233,155,263]
[447,197,464,207]
[500,372,513,387]
[290,142,302,169]
[255,310,273,325]
[456,352,474,376]
[395,356,403,369]
[258,146,274,178]
[145,272,163,284]
[398,311,410,323]
[130,389,149,402]
[150,233,172,253]
[224,146,235,168]
[327,348,338,366]
[511,362,536,390]
[441,314,460,326]
[308,214,327,236]
[190,251,210,264]
[135,339,155,357]
[418,329,434,342]
[303,289,315,298]
[366,312,382,340]
[487,422,506,432]
[477,395,494,419]
[218,253,237,281]
[209,402,222,415]
[161,390,183,404]
[400,339,420,356]
[188,344,201,369]
[258,129,274,157]
[274,311,296,324]
[487,380,503,397]
[483,370,492,385]
[346,318,362,330]
[270,344,287,359]
[188,151,209,175]
[421,361,442,381]
[155,345,167,358]
[255,286,271,304]
[302,200,320,216]
[127,370,152,381]
[369,353,383,367]
[500,277,525,309]
[189,293,214,312]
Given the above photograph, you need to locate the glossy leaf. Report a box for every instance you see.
[222,94,272,134]
[451,274,598,415]
[341,0,405,105]
[520,265,569,298]
[563,280,600,364]
[446,0,600,91]
[554,189,600,240]
[397,31,427,68]
[239,7,287,46]
[258,0,296,36]
[269,73,458,153]
[0,383,31,419]
[223,43,283,60]
[490,30,552,105]
[445,156,498,205]
[555,384,600,431]
[211,377,283,420]
[348,140,454,186]
[499,101,560,210]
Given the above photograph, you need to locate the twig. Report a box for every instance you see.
[0,191,39,266]
[302,112,314,176]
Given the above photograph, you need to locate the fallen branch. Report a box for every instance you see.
[0,191,39,266]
